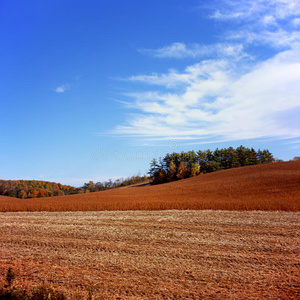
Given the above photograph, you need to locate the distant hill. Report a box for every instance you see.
[0,175,149,199]
[1,161,299,212]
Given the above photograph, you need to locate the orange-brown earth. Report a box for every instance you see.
[1,162,299,299]
[1,210,299,299]
[0,161,299,212]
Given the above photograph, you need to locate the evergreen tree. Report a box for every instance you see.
[148,158,160,178]
[197,150,208,173]
[248,148,259,165]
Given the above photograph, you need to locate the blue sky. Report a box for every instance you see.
[1,0,300,186]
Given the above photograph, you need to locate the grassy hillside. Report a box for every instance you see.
[0,161,299,212]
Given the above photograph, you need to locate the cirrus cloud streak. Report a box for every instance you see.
[116,46,300,141]
[113,0,300,144]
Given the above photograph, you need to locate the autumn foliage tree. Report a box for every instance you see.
[176,161,189,180]
[0,180,82,199]
[167,161,177,182]
[0,175,149,199]
[190,163,200,177]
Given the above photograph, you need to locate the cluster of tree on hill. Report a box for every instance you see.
[148,146,274,184]
[0,175,149,199]
[0,180,82,199]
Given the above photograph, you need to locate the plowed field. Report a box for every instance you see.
[0,161,299,212]
[0,211,299,299]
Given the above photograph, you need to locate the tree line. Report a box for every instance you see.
[0,175,148,199]
[0,180,82,199]
[148,146,274,184]
[81,175,148,193]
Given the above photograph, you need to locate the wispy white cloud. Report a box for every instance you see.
[116,46,300,141]
[228,29,300,48]
[140,42,191,58]
[113,0,300,144]
[261,15,277,26]
[214,0,300,48]
[292,18,300,27]
[128,70,192,88]
[211,10,247,21]
[55,83,71,93]
[139,42,248,59]
[210,0,300,22]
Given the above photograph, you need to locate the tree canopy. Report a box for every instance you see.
[148,146,275,185]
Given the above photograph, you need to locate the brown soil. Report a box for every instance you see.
[0,161,299,212]
[0,210,299,299]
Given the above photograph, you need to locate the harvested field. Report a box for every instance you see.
[0,210,299,299]
[0,161,299,212]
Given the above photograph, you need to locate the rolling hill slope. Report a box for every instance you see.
[0,161,299,211]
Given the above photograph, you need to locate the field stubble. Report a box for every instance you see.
[0,210,299,299]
